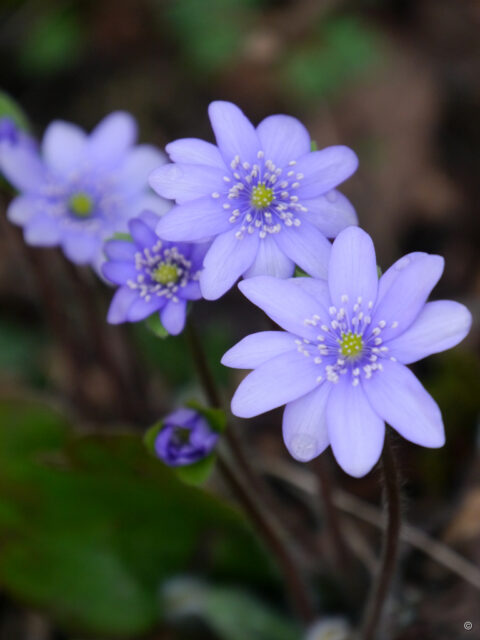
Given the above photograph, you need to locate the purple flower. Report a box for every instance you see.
[149,101,358,300]
[154,408,219,467]
[222,227,472,477]
[102,210,209,335]
[1,112,170,270]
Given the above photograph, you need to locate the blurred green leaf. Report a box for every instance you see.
[165,0,255,75]
[111,232,133,242]
[282,17,384,101]
[162,578,300,640]
[0,91,30,131]
[0,397,274,637]
[0,319,46,382]
[175,452,217,486]
[18,8,84,75]
[145,312,169,339]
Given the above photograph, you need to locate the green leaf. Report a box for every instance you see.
[310,140,318,151]
[187,400,227,434]
[111,232,133,242]
[0,91,31,131]
[0,397,274,637]
[294,266,309,278]
[163,579,300,640]
[145,312,169,339]
[175,452,216,486]
[143,420,164,456]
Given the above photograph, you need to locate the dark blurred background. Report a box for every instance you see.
[0,1,479,639]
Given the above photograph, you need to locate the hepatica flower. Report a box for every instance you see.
[150,101,358,299]
[222,227,471,477]
[1,112,169,270]
[154,408,219,467]
[102,211,208,335]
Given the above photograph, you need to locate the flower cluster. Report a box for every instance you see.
[150,101,358,299]
[1,112,170,270]
[102,211,208,335]
[223,227,472,477]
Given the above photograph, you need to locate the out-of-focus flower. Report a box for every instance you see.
[103,210,208,335]
[150,101,358,300]
[154,408,219,467]
[222,226,472,477]
[1,112,170,270]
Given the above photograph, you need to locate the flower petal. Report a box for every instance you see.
[166,138,225,169]
[200,230,259,300]
[274,220,331,279]
[363,360,445,448]
[87,111,137,167]
[7,195,37,225]
[256,114,310,167]
[238,276,325,340]
[149,163,225,203]
[24,214,60,246]
[179,281,202,300]
[295,146,358,199]
[327,376,385,477]
[372,254,444,341]
[107,286,139,324]
[121,144,166,193]
[304,190,358,238]
[282,383,331,462]
[208,101,260,165]
[289,276,329,302]
[127,295,164,322]
[62,232,99,265]
[243,235,295,278]
[231,350,320,418]
[156,197,231,242]
[222,331,297,369]
[328,226,378,312]
[42,121,86,174]
[134,193,173,217]
[161,299,187,335]
[387,301,472,364]
[102,261,138,285]
[128,217,158,248]
[1,144,46,192]
[103,239,137,262]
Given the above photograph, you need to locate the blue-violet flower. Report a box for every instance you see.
[1,112,170,270]
[222,226,472,477]
[102,210,208,335]
[154,408,219,467]
[149,101,358,299]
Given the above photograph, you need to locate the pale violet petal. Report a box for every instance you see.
[166,138,225,169]
[87,111,137,167]
[149,163,225,203]
[208,101,260,165]
[62,232,99,265]
[121,145,166,193]
[1,144,46,192]
[42,121,86,174]
[231,350,320,418]
[327,375,385,477]
[282,383,331,462]
[256,114,310,167]
[7,195,37,225]
[328,226,378,313]
[200,229,259,300]
[221,331,297,369]
[274,221,331,279]
[386,300,472,364]
[156,197,231,242]
[102,261,138,285]
[161,299,187,335]
[363,360,445,448]
[243,235,295,279]
[294,146,358,199]
[24,214,60,246]
[107,286,138,324]
[303,190,358,238]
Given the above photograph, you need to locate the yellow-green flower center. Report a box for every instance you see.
[340,331,363,358]
[69,192,94,218]
[152,262,179,285]
[250,183,274,209]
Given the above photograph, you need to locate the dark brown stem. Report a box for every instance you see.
[313,457,350,573]
[360,433,401,640]
[185,318,315,624]
[216,450,315,624]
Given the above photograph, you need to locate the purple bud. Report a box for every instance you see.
[0,118,19,144]
[154,408,218,467]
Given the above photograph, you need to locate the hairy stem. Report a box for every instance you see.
[360,434,401,640]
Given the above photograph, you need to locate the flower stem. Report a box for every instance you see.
[185,319,315,624]
[216,449,315,624]
[360,433,401,640]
